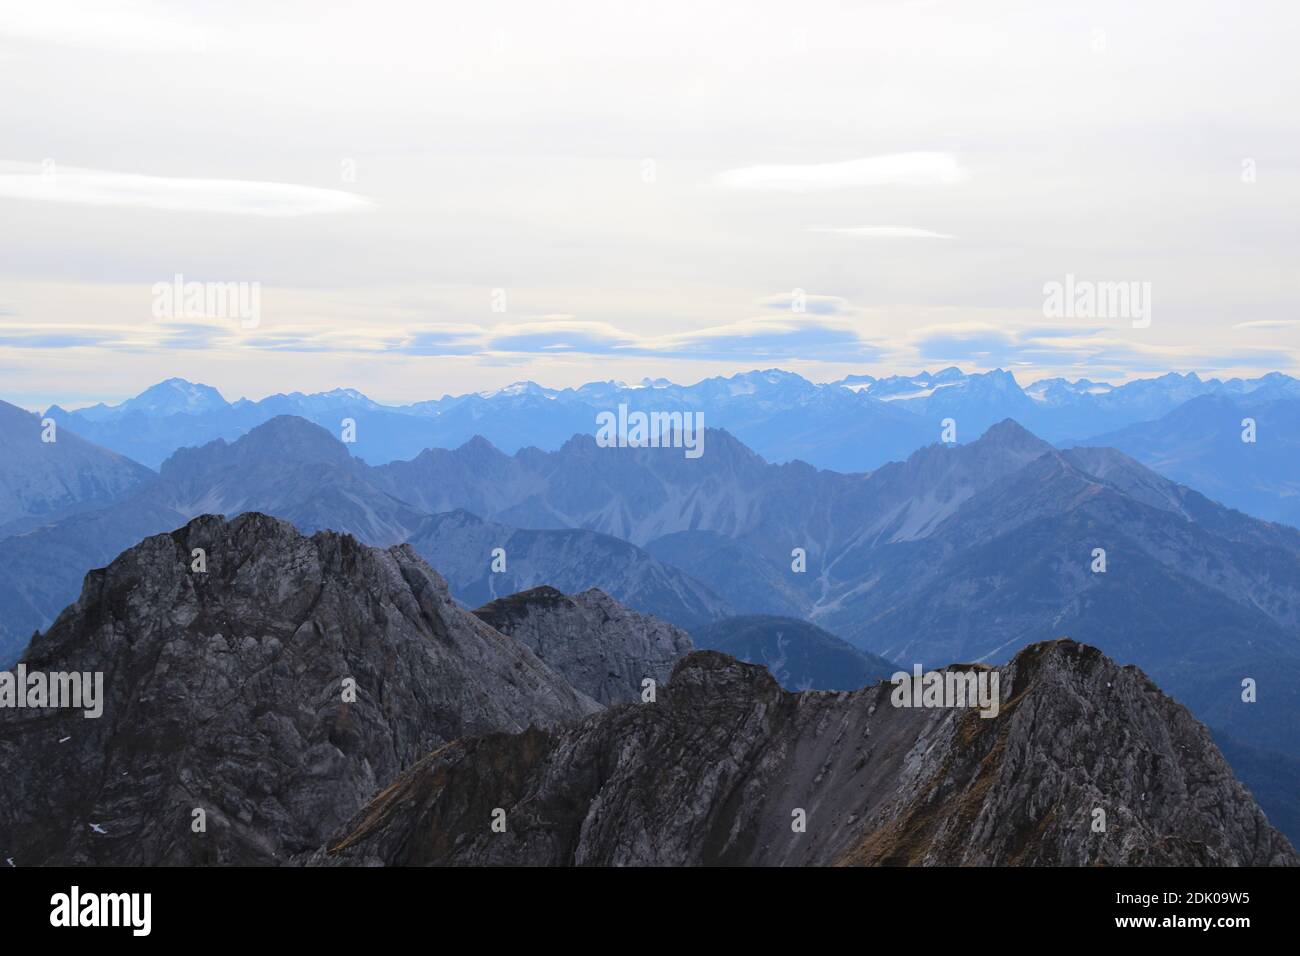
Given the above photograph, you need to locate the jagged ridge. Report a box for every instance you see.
[316,640,1297,867]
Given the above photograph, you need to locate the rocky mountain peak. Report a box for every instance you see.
[663,648,784,707]
[0,512,597,865]
[475,585,694,705]
[975,417,1052,452]
[474,584,572,617]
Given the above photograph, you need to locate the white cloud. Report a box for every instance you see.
[0,1,208,53]
[757,292,851,315]
[713,152,968,192]
[1,1,1297,399]
[1232,319,1300,331]
[807,226,956,239]
[0,162,374,217]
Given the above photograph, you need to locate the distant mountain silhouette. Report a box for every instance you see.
[1078,394,1300,526]
[691,615,898,691]
[0,399,152,534]
[39,369,1300,517]
[407,510,730,630]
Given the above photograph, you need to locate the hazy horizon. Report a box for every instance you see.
[9,364,1298,416]
[3,1,1298,408]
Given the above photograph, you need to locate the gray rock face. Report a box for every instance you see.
[474,586,693,705]
[316,640,1297,867]
[0,513,597,866]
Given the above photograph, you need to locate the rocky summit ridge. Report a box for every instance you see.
[317,641,1296,867]
[1,513,1292,867]
[0,513,597,865]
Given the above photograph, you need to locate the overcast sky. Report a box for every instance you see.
[1,0,1297,409]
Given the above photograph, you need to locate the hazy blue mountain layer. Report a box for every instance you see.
[691,615,898,691]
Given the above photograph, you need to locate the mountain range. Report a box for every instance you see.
[0,416,729,666]
[3,373,1299,849]
[35,369,1300,528]
[3,515,1291,866]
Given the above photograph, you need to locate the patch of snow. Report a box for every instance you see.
[876,386,938,401]
[479,381,539,399]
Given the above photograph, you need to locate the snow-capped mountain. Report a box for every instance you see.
[45,367,1300,466]
[65,377,229,422]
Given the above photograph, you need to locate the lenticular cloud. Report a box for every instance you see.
[0,161,374,217]
[713,151,967,192]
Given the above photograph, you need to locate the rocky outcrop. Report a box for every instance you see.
[474,586,693,705]
[316,640,1297,866]
[0,513,598,866]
